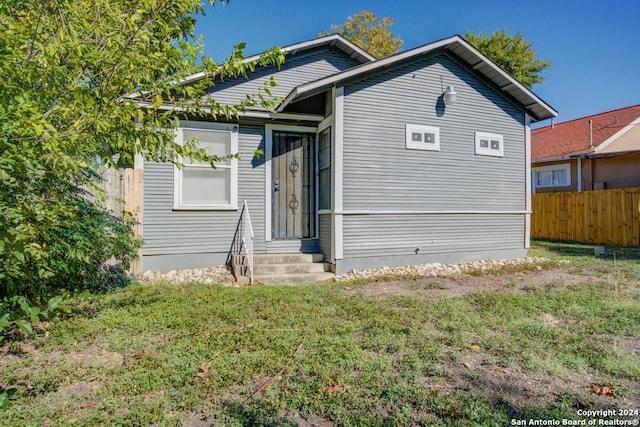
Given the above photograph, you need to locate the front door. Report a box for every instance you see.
[272,131,315,239]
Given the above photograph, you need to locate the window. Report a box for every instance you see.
[534,163,571,188]
[406,124,440,151]
[173,125,238,210]
[475,132,504,157]
[318,127,331,210]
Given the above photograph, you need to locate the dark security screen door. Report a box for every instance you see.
[272,131,315,239]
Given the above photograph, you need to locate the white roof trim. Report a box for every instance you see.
[277,35,557,121]
[179,34,375,86]
[593,116,640,153]
[135,101,324,122]
[532,155,580,163]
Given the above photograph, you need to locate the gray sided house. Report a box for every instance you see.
[138,34,557,276]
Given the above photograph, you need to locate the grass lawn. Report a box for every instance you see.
[1,240,639,426]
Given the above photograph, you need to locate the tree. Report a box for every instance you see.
[320,10,402,58]
[0,0,284,299]
[465,29,551,88]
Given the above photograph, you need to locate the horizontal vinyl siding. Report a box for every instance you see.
[206,46,361,108]
[343,214,525,258]
[143,125,267,260]
[340,54,527,261]
[342,54,526,212]
[318,213,332,260]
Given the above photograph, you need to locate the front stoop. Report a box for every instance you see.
[252,253,334,285]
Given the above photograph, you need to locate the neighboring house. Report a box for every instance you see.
[531,104,640,193]
[132,34,556,276]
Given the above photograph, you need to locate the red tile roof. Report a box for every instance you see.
[532,104,640,160]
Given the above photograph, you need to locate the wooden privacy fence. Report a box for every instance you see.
[95,168,144,275]
[531,187,640,246]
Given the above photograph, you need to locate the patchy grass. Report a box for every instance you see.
[1,240,639,426]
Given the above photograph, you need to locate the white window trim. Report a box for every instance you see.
[533,163,572,188]
[406,124,440,151]
[475,131,504,157]
[173,122,239,210]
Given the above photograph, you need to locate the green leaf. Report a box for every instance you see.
[14,319,33,335]
[0,314,11,328]
[11,251,25,262]
[152,93,164,109]
[29,307,41,324]
[0,387,17,410]
[0,0,282,300]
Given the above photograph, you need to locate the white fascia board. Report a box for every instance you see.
[532,153,587,163]
[456,41,555,112]
[451,38,557,121]
[277,35,557,121]
[180,34,374,86]
[136,101,324,122]
[276,36,460,111]
[593,116,640,153]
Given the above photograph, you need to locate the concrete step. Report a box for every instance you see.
[253,253,325,265]
[243,253,333,285]
[254,272,335,285]
[253,262,328,275]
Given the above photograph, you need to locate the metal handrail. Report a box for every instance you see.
[227,200,254,284]
[241,200,254,285]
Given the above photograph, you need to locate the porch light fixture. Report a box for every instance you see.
[443,85,457,106]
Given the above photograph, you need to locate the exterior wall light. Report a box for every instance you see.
[443,85,457,106]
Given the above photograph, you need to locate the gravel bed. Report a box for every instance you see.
[140,265,236,285]
[335,257,553,282]
[139,257,553,285]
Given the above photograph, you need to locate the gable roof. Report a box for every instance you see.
[531,104,640,161]
[181,34,376,85]
[277,35,557,122]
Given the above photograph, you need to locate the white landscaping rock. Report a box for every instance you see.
[335,257,550,282]
[138,264,236,285]
[138,257,550,286]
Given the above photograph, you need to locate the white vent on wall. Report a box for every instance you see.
[405,124,440,151]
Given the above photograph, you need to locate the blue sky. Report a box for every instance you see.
[196,0,640,124]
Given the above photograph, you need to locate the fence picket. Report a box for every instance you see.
[532,187,640,246]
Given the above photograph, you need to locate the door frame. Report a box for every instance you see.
[265,124,318,242]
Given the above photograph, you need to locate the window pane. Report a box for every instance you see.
[318,128,331,209]
[552,169,567,185]
[182,167,230,205]
[537,171,551,186]
[183,129,231,165]
[319,128,331,170]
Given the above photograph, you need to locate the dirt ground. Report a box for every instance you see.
[4,266,639,424]
[342,268,609,300]
[344,266,640,413]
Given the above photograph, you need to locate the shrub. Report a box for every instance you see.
[0,295,71,343]
[0,168,141,300]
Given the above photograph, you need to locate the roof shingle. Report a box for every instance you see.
[531,104,640,160]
